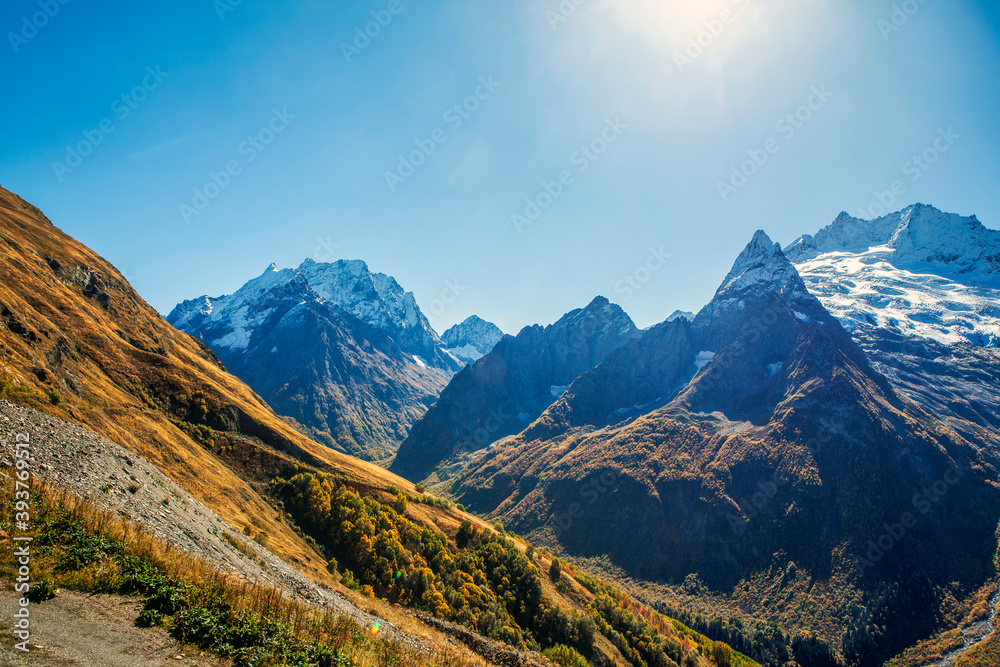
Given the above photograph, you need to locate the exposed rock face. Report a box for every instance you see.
[390,297,641,481]
[450,230,1000,666]
[171,259,461,372]
[169,264,450,460]
[441,316,505,366]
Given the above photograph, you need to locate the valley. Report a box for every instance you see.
[1,186,998,667]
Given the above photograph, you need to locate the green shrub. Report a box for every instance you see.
[27,579,58,603]
[135,608,164,628]
[542,644,589,667]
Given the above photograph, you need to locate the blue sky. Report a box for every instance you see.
[1,0,998,334]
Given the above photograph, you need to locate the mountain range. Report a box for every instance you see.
[168,260,505,460]
[2,183,737,667]
[391,209,1000,666]
[390,296,641,481]
[7,180,1000,667]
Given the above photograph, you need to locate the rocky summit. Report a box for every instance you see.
[169,260,456,460]
[390,296,641,481]
[441,315,505,365]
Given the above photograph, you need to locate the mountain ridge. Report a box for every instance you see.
[169,260,459,459]
[390,295,641,481]
[448,228,1000,665]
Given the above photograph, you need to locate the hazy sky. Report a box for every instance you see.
[2,0,998,334]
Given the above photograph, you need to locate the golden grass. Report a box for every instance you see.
[0,478,501,667]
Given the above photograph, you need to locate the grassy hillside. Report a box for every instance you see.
[0,185,754,666]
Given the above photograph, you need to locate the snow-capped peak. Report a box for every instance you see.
[786,204,1000,283]
[170,258,461,371]
[666,310,695,323]
[788,205,1000,347]
[692,230,823,333]
[441,316,504,365]
[296,259,432,336]
[715,230,805,299]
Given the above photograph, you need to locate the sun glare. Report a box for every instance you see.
[610,0,750,36]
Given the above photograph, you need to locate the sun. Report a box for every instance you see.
[612,0,747,28]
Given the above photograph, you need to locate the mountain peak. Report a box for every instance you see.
[786,204,1000,283]
[174,257,459,372]
[550,296,636,338]
[788,205,1000,346]
[716,230,801,298]
[586,295,612,309]
[693,230,820,334]
[666,310,694,322]
[441,316,505,365]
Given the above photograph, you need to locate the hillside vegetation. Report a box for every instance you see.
[0,185,756,665]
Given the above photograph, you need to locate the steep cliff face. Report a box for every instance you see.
[169,264,449,460]
[450,231,1000,665]
[441,315,505,365]
[391,297,641,481]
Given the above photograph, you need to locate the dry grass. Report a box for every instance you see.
[0,184,495,590]
[0,478,501,667]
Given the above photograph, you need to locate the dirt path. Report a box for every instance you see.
[0,400,422,652]
[0,590,222,666]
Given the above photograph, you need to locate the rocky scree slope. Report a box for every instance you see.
[0,399,415,644]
